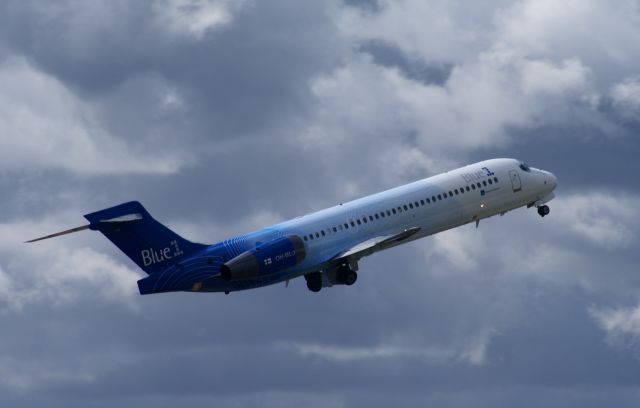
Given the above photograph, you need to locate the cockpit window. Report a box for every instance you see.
[519,162,531,172]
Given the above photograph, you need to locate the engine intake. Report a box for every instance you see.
[220,235,306,281]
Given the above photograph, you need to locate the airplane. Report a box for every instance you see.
[27,158,557,294]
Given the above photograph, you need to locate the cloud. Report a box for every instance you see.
[301,1,607,184]
[552,192,639,250]
[283,342,457,362]
[280,327,498,366]
[518,58,589,96]
[0,57,186,175]
[152,0,246,39]
[0,1,640,406]
[0,217,140,311]
[610,77,640,120]
[495,0,640,67]
[591,305,640,353]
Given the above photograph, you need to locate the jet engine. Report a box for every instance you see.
[220,235,306,281]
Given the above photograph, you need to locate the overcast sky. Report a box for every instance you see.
[1,0,640,406]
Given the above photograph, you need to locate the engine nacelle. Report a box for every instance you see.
[220,235,306,281]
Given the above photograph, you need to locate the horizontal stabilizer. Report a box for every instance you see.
[25,225,91,243]
[25,212,143,243]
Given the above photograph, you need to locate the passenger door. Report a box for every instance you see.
[509,170,522,192]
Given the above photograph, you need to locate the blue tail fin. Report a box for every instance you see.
[84,201,207,274]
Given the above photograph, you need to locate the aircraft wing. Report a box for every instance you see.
[335,227,421,261]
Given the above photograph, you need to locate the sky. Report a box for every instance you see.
[1,0,640,406]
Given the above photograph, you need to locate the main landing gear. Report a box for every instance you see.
[336,264,358,286]
[304,264,358,293]
[305,272,322,293]
[537,205,550,217]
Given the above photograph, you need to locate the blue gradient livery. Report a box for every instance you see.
[28,158,557,294]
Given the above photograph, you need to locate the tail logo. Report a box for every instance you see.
[141,241,184,267]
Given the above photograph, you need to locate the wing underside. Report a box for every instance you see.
[335,227,421,261]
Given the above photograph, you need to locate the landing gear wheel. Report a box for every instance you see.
[537,205,550,217]
[337,265,358,286]
[305,272,322,293]
[344,271,358,286]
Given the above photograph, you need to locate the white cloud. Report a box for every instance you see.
[459,327,500,366]
[285,342,455,362]
[591,305,640,337]
[519,58,589,96]
[552,192,639,250]
[301,50,592,182]
[0,58,186,175]
[306,0,640,181]
[429,228,484,272]
[302,0,608,180]
[279,326,498,366]
[0,355,96,391]
[337,0,499,63]
[495,0,640,67]
[610,77,640,120]
[0,217,140,311]
[591,305,640,353]
[153,0,246,39]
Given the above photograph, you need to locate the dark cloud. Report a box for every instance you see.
[359,40,452,86]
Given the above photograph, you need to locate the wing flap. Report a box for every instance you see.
[336,227,421,260]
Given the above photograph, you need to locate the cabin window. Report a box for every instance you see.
[414,201,420,207]
[476,182,482,188]
[403,205,408,211]
[420,199,425,205]
[321,231,325,237]
[351,221,356,227]
[443,193,448,198]
[482,181,487,186]
[494,177,498,183]
[466,186,470,192]
[488,179,492,185]
[426,198,431,204]
[375,213,380,219]
[344,223,349,229]
[332,227,337,233]
[449,191,453,196]
[392,208,397,214]
[409,203,414,209]
[315,232,320,238]
[437,194,442,200]
[369,215,374,222]
[304,236,308,241]
[471,184,476,190]
[386,210,391,216]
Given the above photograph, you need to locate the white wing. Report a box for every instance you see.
[335,227,421,260]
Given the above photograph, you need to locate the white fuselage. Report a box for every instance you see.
[132,158,558,293]
[210,158,557,290]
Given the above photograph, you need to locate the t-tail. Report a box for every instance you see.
[26,201,208,275]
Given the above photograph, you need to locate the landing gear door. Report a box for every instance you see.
[509,170,522,192]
